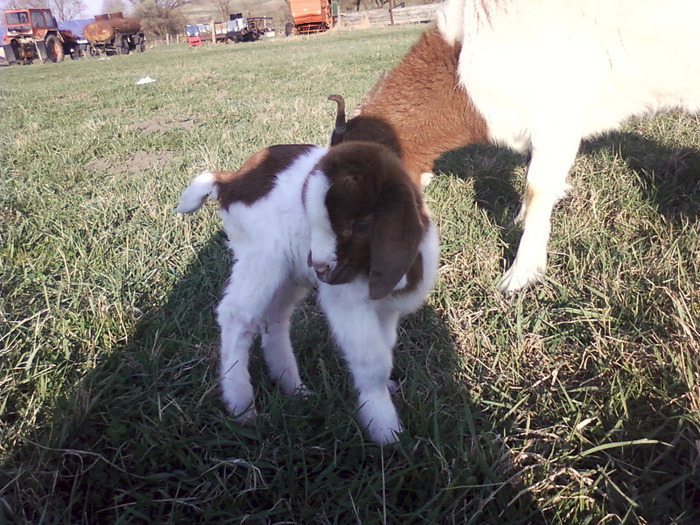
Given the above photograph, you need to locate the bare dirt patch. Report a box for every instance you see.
[88,150,178,176]
[132,116,198,134]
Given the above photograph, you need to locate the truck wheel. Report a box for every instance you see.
[285,22,294,36]
[45,35,64,62]
[74,44,88,59]
[136,35,145,53]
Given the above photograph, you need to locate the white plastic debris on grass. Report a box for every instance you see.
[136,76,157,85]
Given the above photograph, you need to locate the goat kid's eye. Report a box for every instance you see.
[352,216,372,233]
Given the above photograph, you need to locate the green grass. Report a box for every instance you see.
[1,26,699,524]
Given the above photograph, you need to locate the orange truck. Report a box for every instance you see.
[286,0,339,35]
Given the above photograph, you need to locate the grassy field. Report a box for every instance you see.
[1,25,699,524]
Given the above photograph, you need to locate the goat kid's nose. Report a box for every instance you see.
[308,251,334,280]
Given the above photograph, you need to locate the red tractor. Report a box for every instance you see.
[2,8,80,64]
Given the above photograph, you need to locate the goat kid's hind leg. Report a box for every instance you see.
[319,287,402,445]
[498,137,579,294]
[216,260,285,423]
[261,281,311,399]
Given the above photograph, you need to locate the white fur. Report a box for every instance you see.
[317,221,439,444]
[304,172,337,276]
[174,171,217,213]
[176,148,439,445]
[437,0,700,292]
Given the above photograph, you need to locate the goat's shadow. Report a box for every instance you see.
[8,128,698,522]
[582,131,700,220]
[3,229,541,522]
[434,129,700,248]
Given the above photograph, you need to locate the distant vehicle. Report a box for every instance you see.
[186,14,273,46]
[185,24,206,46]
[286,0,339,35]
[83,12,145,56]
[244,16,275,40]
[2,8,80,64]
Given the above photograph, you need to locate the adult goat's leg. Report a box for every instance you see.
[498,137,579,293]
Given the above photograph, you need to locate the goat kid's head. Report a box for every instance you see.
[305,142,425,300]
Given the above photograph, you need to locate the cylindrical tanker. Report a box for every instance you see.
[82,12,145,56]
[84,13,141,44]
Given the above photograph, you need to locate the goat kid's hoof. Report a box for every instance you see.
[497,266,543,295]
[369,423,404,446]
[229,405,259,425]
[293,384,315,400]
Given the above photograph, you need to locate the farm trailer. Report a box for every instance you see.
[186,14,273,46]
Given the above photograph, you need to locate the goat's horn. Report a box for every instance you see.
[328,94,347,135]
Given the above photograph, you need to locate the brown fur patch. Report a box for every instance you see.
[398,252,424,296]
[214,145,315,208]
[340,27,489,185]
[523,183,536,215]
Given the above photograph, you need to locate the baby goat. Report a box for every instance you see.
[329,0,700,293]
[176,143,439,444]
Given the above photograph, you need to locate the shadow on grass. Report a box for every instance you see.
[582,131,700,221]
[433,131,700,523]
[435,144,525,223]
[434,129,700,265]
[2,231,542,523]
[5,130,698,523]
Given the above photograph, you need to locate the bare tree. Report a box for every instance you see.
[52,0,85,20]
[340,0,392,12]
[0,0,87,20]
[101,0,130,16]
[130,0,186,38]
[0,0,46,10]
[213,0,230,22]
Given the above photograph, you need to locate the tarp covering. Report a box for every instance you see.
[58,18,92,39]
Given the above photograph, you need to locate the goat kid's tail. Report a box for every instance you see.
[175,172,218,213]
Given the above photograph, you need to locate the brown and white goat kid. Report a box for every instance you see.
[176,143,439,445]
[329,0,700,294]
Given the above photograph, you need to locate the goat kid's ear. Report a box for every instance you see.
[369,182,422,300]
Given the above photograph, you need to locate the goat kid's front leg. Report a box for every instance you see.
[319,287,402,445]
[498,138,578,294]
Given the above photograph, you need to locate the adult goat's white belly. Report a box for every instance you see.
[446,0,700,151]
